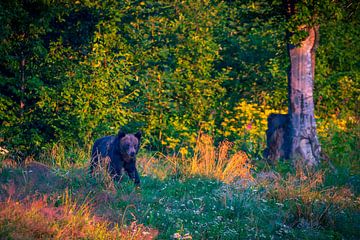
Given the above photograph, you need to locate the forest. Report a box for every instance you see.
[0,0,359,239]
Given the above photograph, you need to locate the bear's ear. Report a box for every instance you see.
[135,131,142,142]
[118,130,126,139]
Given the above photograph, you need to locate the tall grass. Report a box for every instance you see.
[189,133,254,183]
[90,156,116,191]
[137,133,254,184]
[137,152,179,180]
[260,164,359,229]
[42,143,91,169]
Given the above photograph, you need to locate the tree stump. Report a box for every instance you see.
[263,113,291,164]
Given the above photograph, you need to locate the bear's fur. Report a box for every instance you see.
[90,130,141,185]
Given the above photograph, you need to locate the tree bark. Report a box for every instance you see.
[265,1,321,166]
[288,26,321,166]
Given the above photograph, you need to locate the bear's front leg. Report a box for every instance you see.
[130,168,140,186]
[126,168,140,185]
[124,162,140,186]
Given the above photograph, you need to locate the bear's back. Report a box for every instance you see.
[92,135,116,157]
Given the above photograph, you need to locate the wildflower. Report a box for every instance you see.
[173,233,182,239]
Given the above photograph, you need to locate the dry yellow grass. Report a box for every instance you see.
[259,165,359,227]
[190,133,254,183]
[264,164,357,207]
[137,152,179,180]
[136,134,254,184]
[91,156,116,192]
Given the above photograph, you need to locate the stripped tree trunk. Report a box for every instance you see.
[265,1,321,166]
[264,27,321,166]
[288,26,321,166]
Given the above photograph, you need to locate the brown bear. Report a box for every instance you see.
[90,130,141,185]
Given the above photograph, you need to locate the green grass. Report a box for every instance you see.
[0,127,359,239]
[1,161,359,239]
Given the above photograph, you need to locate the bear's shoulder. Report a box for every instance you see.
[93,135,118,153]
[94,135,115,145]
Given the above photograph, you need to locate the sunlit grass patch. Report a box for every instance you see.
[189,133,254,184]
[0,190,157,240]
[37,143,91,170]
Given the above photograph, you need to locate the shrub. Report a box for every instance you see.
[219,100,286,159]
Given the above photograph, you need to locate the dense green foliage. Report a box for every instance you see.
[0,0,359,160]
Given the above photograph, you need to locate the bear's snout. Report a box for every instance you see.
[128,148,136,157]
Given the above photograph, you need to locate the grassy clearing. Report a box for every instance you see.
[1,134,359,239]
[1,163,358,239]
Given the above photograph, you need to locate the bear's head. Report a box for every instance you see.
[118,130,141,162]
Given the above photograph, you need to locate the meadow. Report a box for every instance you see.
[1,119,359,239]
